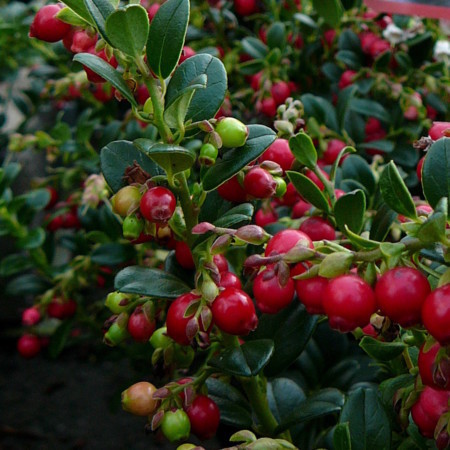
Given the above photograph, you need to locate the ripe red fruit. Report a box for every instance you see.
[369,39,390,58]
[217,175,247,203]
[258,98,278,117]
[22,307,41,326]
[234,0,258,15]
[323,139,347,165]
[84,47,118,83]
[255,208,278,227]
[146,3,160,21]
[271,81,291,105]
[140,187,176,224]
[47,298,77,319]
[422,284,450,345]
[416,156,425,182]
[179,45,196,64]
[45,186,59,210]
[127,306,156,343]
[213,254,229,273]
[29,4,72,43]
[429,122,450,141]
[218,271,242,289]
[61,210,81,229]
[46,214,64,231]
[92,83,114,102]
[280,182,301,206]
[292,263,327,314]
[265,229,313,256]
[305,169,329,191]
[418,342,450,390]
[338,70,357,90]
[253,267,295,314]
[323,275,376,332]
[69,29,98,53]
[186,395,220,440]
[244,167,277,199]
[17,334,42,358]
[166,293,202,345]
[175,241,195,270]
[411,386,450,438]
[375,267,430,327]
[211,288,258,335]
[292,199,312,218]
[299,217,336,241]
[359,31,378,54]
[260,139,295,173]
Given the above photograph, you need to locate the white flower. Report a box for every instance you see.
[434,40,450,62]
[383,23,405,45]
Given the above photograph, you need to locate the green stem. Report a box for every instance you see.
[312,165,335,205]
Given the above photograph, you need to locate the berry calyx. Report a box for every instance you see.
[140,186,176,224]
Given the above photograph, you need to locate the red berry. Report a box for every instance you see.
[418,342,450,390]
[253,267,295,314]
[45,186,59,210]
[146,3,160,21]
[127,306,156,343]
[375,267,430,327]
[234,0,258,15]
[135,84,150,105]
[92,83,114,102]
[338,70,357,90]
[271,81,291,105]
[280,182,301,206]
[323,139,347,165]
[359,32,378,54]
[186,395,220,440]
[369,39,390,58]
[265,229,313,257]
[260,139,295,173]
[218,271,242,289]
[84,47,118,83]
[213,254,229,273]
[211,288,258,335]
[258,98,278,117]
[47,298,77,319]
[323,29,336,47]
[255,208,278,227]
[417,156,425,182]
[217,175,247,203]
[299,217,336,241]
[175,241,195,270]
[292,263,327,314]
[17,334,41,358]
[61,211,81,229]
[140,187,176,224]
[335,189,346,199]
[323,275,376,332]
[244,167,277,199]
[179,46,196,64]
[29,4,72,43]
[422,284,450,345]
[166,293,202,345]
[429,122,450,141]
[365,117,383,135]
[69,29,97,53]
[22,307,41,326]
[47,214,64,231]
[292,199,311,218]
[305,169,328,191]
[250,72,263,92]
[411,386,450,438]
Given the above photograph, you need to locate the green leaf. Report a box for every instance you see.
[84,0,115,43]
[301,94,339,132]
[100,140,163,192]
[289,131,318,169]
[0,254,34,277]
[370,203,397,242]
[379,161,417,219]
[249,302,318,376]
[334,423,352,450]
[91,243,135,266]
[267,378,305,424]
[241,37,269,59]
[165,72,207,111]
[350,98,390,123]
[287,171,330,213]
[416,197,448,243]
[57,7,90,26]
[73,53,137,107]
[0,163,21,193]
[206,378,252,428]
[422,138,450,217]
[266,21,286,50]
[339,387,391,450]
[275,388,344,433]
[5,274,50,297]
[20,188,51,211]
[105,5,149,57]
[334,190,366,234]
[336,50,361,70]
[17,228,46,250]
[166,54,227,123]
[61,0,94,24]
[134,141,196,175]
[213,203,254,228]
[311,0,344,27]
[146,0,189,79]
[208,339,274,377]
[49,319,74,358]
[345,225,379,250]
[319,252,354,278]
[115,266,190,298]
[359,140,394,154]
[202,125,276,191]
[360,336,406,361]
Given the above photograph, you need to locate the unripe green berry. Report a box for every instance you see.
[161,409,191,442]
[121,381,158,416]
[104,313,129,346]
[215,117,248,148]
[123,214,144,240]
[199,143,218,166]
[274,177,287,197]
[150,327,172,349]
[111,186,141,217]
[105,291,132,314]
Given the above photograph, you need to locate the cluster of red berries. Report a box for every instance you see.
[45,188,81,232]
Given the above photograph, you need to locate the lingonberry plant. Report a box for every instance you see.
[2,0,450,448]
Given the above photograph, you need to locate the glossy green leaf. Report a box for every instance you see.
[57,7,90,26]
[241,37,269,59]
[100,140,163,192]
[91,243,135,266]
[5,274,50,297]
[289,131,317,169]
[0,163,21,193]
[202,125,276,191]
[345,225,379,249]
[311,0,344,27]
[17,228,45,250]
[73,53,137,107]
[334,190,366,234]
[213,203,254,228]
[301,94,339,132]
[83,0,114,43]
[146,0,189,79]
[166,54,227,123]
[249,302,318,376]
[266,21,286,50]
[319,252,354,278]
[417,197,448,243]
[115,266,190,298]
[134,141,195,175]
[350,98,390,123]
[360,336,406,362]
[370,203,397,242]
[206,378,252,428]
[422,138,450,217]
[61,0,94,24]
[0,254,34,277]
[105,5,149,57]
[21,188,51,211]
[379,161,417,219]
[359,140,394,153]
[208,339,274,377]
[267,378,305,424]
[334,423,352,450]
[339,387,391,450]
[287,171,330,213]
[336,50,361,70]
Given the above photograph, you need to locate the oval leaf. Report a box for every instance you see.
[359,336,406,362]
[422,137,450,217]
[73,53,137,107]
[289,131,318,169]
[146,0,189,79]
[287,171,331,213]
[341,155,376,196]
[334,190,366,234]
[312,0,344,27]
[84,0,114,43]
[61,0,94,24]
[379,161,417,219]
[115,266,190,298]
[202,125,276,191]
[105,5,149,57]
